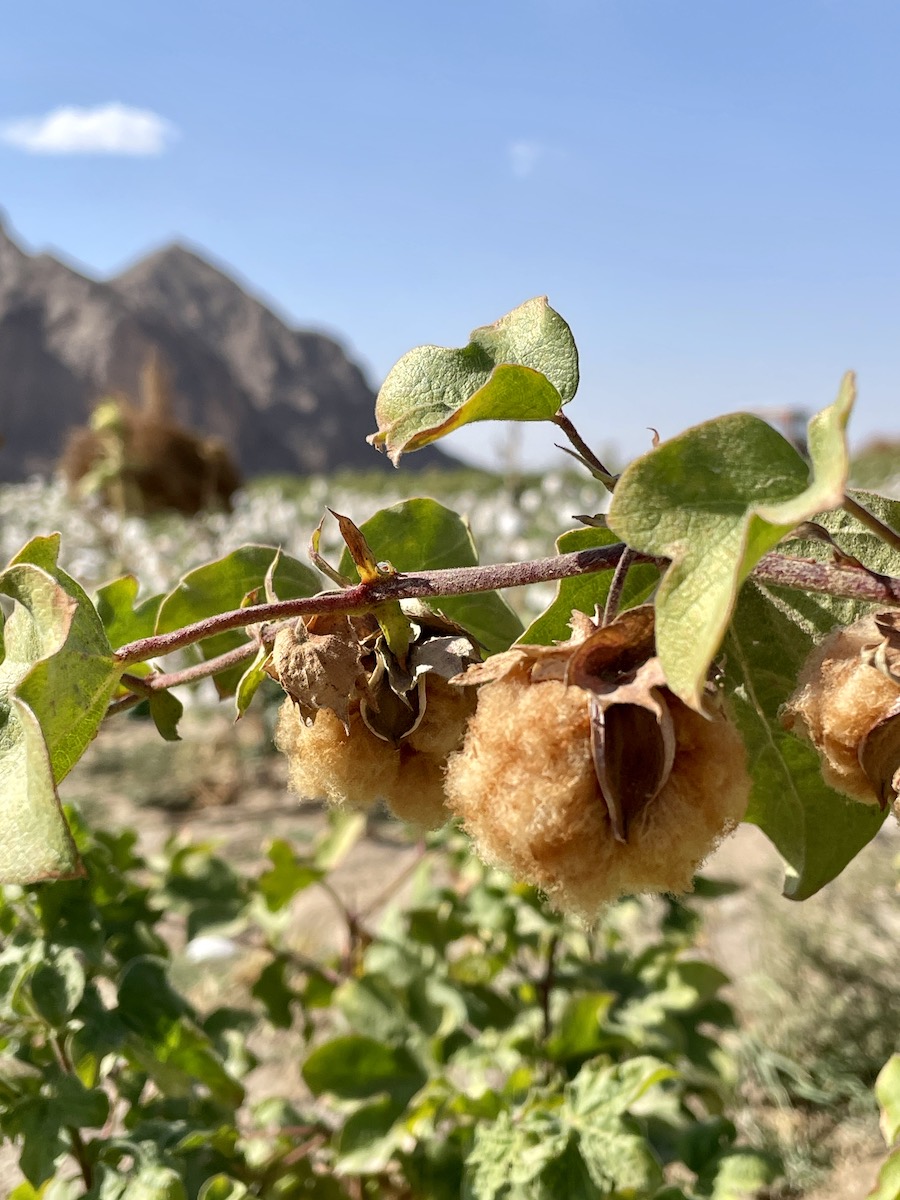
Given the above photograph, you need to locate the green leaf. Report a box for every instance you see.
[122,1166,188,1200]
[4,535,120,781]
[0,696,81,883]
[607,377,853,707]
[148,689,183,742]
[697,1149,781,1199]
[338,498,522,654]
[336,1095,406,1175]
[8,1096,66,1185]
[198,1178,251,1200]
[257,839,323,912]
[336,974,415,1044]
[463,1110,579,1200]
[28,948,86,1027]
[47,1070,110,1129]
[371,298,578,464]
[727,579,888,899]
[155,546,320,696]
[519,526,659,645]
[0,535,121,882]
[302,1035,427,1104]
[95,575,164,648]
[545,992,616,1063]
[877,1055,900,1146]
[233,644,271,720]
[251,955,296,1028]
[566,1055,678,1120]
[867,1149,900,1200]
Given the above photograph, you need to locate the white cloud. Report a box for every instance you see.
[0,102,178,156]
[508,139,544,179]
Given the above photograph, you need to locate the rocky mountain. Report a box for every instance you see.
[0,216,450,482]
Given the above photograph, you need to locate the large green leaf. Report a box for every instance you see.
[519,526,659,645]
[155,546,321,696]
[302,1035,427,1104]
[608,376,854,708]
[370,298,578,464]
[7,535,120,782]
[337,499,523,654]
[0,536,120,883]
[0,695,80,883]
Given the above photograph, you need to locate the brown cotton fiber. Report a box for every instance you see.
[275,676,475,829]
[783,617,900,805]
[444,675,750,919]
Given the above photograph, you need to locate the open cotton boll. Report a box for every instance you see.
[783,615,900,807]
[445,672,750,920]
[275,673,476,829]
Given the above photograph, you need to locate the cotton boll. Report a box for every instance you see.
[445,673,749,919]
[275,674,476,829]
[783,616,900,806]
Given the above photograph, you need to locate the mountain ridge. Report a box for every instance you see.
[0,218,450,481]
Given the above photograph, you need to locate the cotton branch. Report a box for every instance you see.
[113,543,635,666]
[111,543,900,704]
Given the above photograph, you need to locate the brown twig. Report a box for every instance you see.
[113,544,637,666]
[51,1035,94,1190]
[602,547,638,626]
[552,411,618,489]
[106,546,900,706]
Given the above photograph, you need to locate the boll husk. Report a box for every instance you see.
[444,606,750,918]
[782,611,900,809]
[273,605,479,828]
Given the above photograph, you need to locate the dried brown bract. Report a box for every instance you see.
[783,611,900,809]
[273,604,480,828]
[444,606,750,917]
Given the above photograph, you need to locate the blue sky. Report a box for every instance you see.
[2,0,899,468]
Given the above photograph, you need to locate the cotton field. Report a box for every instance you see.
[0,469,608,624]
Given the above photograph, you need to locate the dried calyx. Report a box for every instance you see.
[783,610,900,810]
[272,602,480,827]
[445,606,750,917]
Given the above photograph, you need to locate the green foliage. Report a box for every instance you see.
[0,536,120,883]
[0,812,778,1198]
[520,525,660,645]
[155,545,320,696]
[877,1055,900,1147]
[95,575,164,647]
[725,494,900,897]
[606,375,853,709]
[336,497,523,653]
[371,297,578,464]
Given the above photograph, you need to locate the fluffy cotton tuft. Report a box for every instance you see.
[783,617,900,805]
[275,675,475,828]
[444,674,749,918]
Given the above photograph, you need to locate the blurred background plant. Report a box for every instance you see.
[0,805,783,1199]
